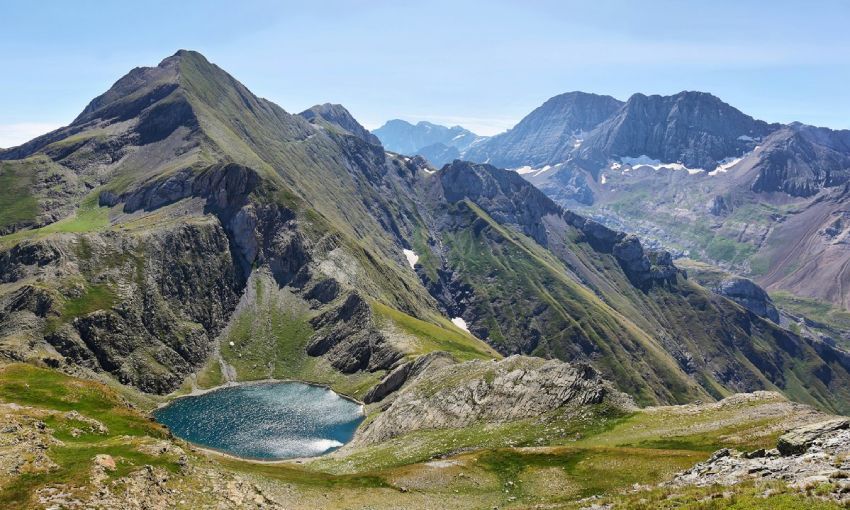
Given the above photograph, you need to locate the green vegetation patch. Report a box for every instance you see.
[45,282,117,333]
[371,301,498,361]
[0,189,110,247]
[60,283,117,322]
[0,364,162,437]
[216,274,384,398]
[772,291,850,333]
[0,160,40,230]
[580,480,844,510]
[0,363,179,508]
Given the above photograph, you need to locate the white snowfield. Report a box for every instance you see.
[619,155,703,174]
[451,317,469,332]
[402,249,419,268]
[513,164,556,177]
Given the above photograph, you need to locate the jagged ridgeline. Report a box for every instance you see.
[2,50,850,413]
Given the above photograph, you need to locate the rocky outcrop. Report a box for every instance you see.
[562,211,680,288]
[438,160,562,245]
[356,355,633,444]
[0,241,62,284]
[307,293,402,374]
[671,418,850,503]
[362,351,455,404]
[717,277,780,323]
[751,124,850,197]
[299,103,381,146]
[776,418,850,455]
[612,235,678,289]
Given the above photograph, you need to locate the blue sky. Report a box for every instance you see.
[2,0,849,147]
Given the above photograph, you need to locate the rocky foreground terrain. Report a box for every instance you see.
[669,418,850,505]
[0,361,843,509]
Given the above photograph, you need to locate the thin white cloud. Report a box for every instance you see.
[0,122,63,149]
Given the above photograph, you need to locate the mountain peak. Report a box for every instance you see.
[299,103,380,145]
[462,91,622,168]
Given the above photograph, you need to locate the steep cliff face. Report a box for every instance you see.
[716,277,780,323]
[464,92,623,168]
[0,220,240,393]
[579,91,774,171]
[749,124,850,197]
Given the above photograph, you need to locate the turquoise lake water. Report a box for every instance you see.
[153,382,365,460]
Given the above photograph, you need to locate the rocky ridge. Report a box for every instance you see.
[356,355,633,444]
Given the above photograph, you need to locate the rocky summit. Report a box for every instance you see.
[2,48,850,509]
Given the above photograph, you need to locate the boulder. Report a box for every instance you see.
[777,418,850,456]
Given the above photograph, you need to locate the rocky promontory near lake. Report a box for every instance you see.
[356,355,635,444]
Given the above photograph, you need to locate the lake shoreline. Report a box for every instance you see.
[159,377,367,409]
[154,380,365,462]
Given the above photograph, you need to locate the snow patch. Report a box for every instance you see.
[451,317,469,332]
[620,155,704,174]
[514,164,556,177]
[737,135,756,142]
[707,148,758,176]
[402,249,419,268]
[534,165,553,176]
[600,174,607,184]
[708,156,743,176]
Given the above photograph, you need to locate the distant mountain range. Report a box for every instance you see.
[371,119,485,166]
[375,91,850,312]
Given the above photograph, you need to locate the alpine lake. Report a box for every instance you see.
[154,382,365,460]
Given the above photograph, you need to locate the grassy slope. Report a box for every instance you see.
[0,364,179,508]
[0,362,837,509]
[441,200,707,405]
[0,159,40,231]
[371,300,499,361]
[0,189,111,247]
